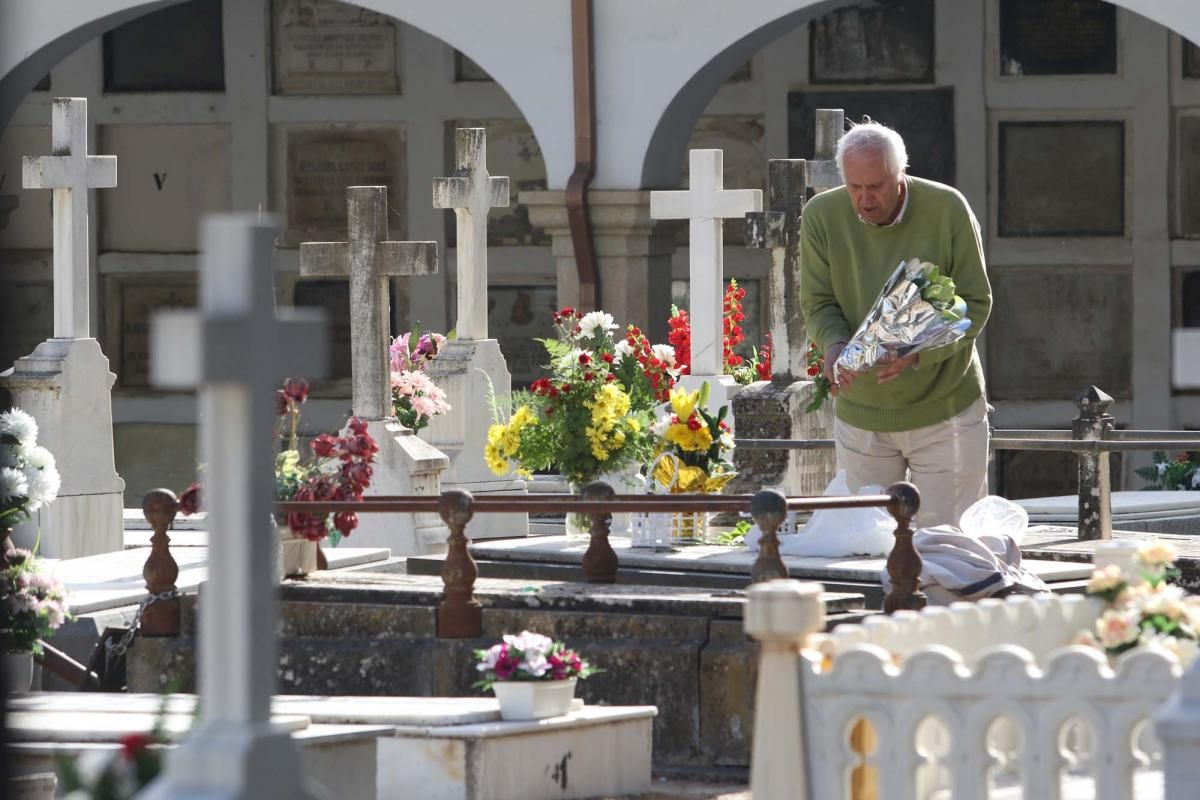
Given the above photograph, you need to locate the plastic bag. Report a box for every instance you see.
[959,495,1029,546]
[744,470,896,557]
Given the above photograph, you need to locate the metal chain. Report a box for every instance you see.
[105,589,180,674]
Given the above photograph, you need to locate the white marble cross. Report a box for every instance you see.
[145,215,327,799]
[651,149,762,376]
[300,185,438,420]
[432,128,509,340]
[22,97,117,339]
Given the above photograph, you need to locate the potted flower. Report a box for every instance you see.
[485,308,678,537]
[389,328,452,433]
[0,408,61,555]
[1,547,70,692]
[473,630,598,720]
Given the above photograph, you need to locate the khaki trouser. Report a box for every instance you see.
[834,396,990,529]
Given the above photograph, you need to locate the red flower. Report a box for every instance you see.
[687,416,702,431]
[120,733,152,760]
[605,374,616,382]
[578,353,591,366]
[334,511,357,538]
[601,353,614,364]
[807,366,820,377]
[311,434,337,458]
[561,383,572,393]
[274,389,289,417]
[283,377,309,404]
[342,460,373,490]
[178,483,203,516]
[348,417,369,436]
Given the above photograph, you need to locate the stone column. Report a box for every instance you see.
[1073,385,1114,541]
[522,190,675,344]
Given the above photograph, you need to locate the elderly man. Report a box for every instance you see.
[799,121,992,529]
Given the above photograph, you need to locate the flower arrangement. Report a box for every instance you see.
[1072,541,1200,667]
[2,546,70,655]
[667,279,770,386]
[1137,451,1200,491]
[473,630,597,690]
[58,698,171,799]
[389,328,452,432]
[804,342,833,413]
[649,383,736,494]
[0,408,61,528]
[485,308,674,487]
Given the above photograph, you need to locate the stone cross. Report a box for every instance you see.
[300,185,438,420]
[144,215,327,799]
[744,109,845,381]
[651,149,762,377]
[22,97,117,339]
[432,128,509,340]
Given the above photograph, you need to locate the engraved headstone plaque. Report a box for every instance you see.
[679,116,766,245]
[789,89,955,185]
[999,121,1124,237]
[273,0,400,95]
[488,285,558,387]
[281,126,405,245]
[810,0,934,83]
[0,280,52,367]
[291,278,397,391]
[104,0,225,91]
[109,279,198,390]
[1177,115,1200,238]
[99,124,232,252]
[999,0,1117,76]
[444,120,546,247]
[987,267,1131,400]
[1185,40,1200,79]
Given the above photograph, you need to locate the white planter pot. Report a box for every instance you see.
[3,650,34,693]
[277,527,319,580]
[492,678,577,720]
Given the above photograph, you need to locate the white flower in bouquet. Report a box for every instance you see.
[557,347,593,371]
[1138,584,1189,622]
[0,408,38,447]
[577,311,618,340]
[614,339,636,360]
[22,445,61,512]
[1138,541,1178,568]
[505,630,554,656]
[1143,634,1200,668]
[1086,564,1125,595]
[650,343,678,370]
[1,467,30,506]
[1095,609,1142,649]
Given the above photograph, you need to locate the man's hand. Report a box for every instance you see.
[876,352,919,384]
[824,342,858,395]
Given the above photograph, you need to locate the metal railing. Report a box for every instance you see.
[735,385,1200,541]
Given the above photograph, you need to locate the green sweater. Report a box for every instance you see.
[799,176,992,433]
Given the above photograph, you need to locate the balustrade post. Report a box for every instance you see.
[140,489,181,636]
[883,481,925,613]
[581,481,618,583]
[750,489,789,584]
[437,489,481,638]
[1073,385,1114,541]
[745,579,824,799]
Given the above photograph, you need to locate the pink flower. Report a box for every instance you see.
[389,333,412,373]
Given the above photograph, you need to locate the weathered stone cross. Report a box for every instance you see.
[146,215,327,799]
[651,150,762,377]
[300,185,437,420]
[432,128,509,340]
[744,108,845,380]
[22,97,117,339]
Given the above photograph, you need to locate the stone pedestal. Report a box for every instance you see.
[352,419,450,554]
[729,379,836,498]
[423,339,527,539]
[0,338,124,558]
[523,190,675,343]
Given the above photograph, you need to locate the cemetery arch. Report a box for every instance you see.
[638,0,1200,188]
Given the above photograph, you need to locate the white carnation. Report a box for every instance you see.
[577,311,618,340]
[651,344,677,368]
[0,408,38,447]
[1,466,30,505]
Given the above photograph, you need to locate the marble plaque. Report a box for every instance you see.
[280,126,405,246]
[1186,40,1200,79]
[104,0,225,91]
[999,121,1124,237]
[273,0,400,95]
[115,423,198,507]
[671,278,764,364]
[679,116,766,246]
[0,280,52,367]
[445,120,547,247]
[999,0,1117,76]
[99,124,232,252]
[810,0,934,83]
[489,285,558,387]
[0,126,51,250]
[291,279,395,390]
[108,279,198,390]
[997,450,1122,500]
[788,89,955,185]
[1176,115,1200,238]
[987,267,1131,400]
[455,51,492,82]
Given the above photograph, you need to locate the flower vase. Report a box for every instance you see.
[492,678,577,720]
[565,482,593,541]
[2,650,34,693]
[671,498,712,546]
[277,523,319,580]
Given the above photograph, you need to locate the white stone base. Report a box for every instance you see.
[384,705,656,800]
[678,372,743,431]
[348,419,450,555]
[0,338,125,559]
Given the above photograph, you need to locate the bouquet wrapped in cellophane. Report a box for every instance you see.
[834,258,972,381]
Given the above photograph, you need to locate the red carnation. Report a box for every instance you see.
[348,416,370,436]
[311,434,337,458]
[334,511,357,538]
[579,353,591,366]
[283,377,309,404]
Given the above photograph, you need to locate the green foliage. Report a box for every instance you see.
[1136,451,1200,491]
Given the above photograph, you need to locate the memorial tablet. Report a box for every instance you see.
[273,0,400,95]
[810,0,934,83]
[444,120,546,246]
[489,285,557,387]
[999,0,1117,76]
[109,279,198,390]
[104,0,224,92]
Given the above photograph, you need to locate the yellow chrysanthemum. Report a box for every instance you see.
[485,442,509,476]
[510,405,536,430]
[487,423,506,448]
[665,421,713,453]
[626,417,641,434]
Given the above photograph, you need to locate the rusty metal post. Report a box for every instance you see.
[883,482,925,613]
[1074,385,1114,541]
[437,489,481,638]
[141,489,181,636]
[581,481,618,583]
[750,489,789,584]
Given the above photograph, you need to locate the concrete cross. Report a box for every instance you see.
[744,109,845,380]
[432,128,509,340]
[22,97,117,339]
[300,185,438,420]
[145,215,327,799]
[651,149,762,376]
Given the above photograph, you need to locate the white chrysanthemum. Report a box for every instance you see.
[0,408,38,446]
[577,311,618,340]
[614,340,635,359]
[0,466,30,505]
[24,460,61,512]
[22,444,54,471]
[0,444,17,468]
[650,343,677,368]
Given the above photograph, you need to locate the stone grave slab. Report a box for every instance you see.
[1021,527,1200,593]
[272,0,400,95]
[810,0,934,83]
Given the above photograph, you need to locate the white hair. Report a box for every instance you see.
[835,121,909,179]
